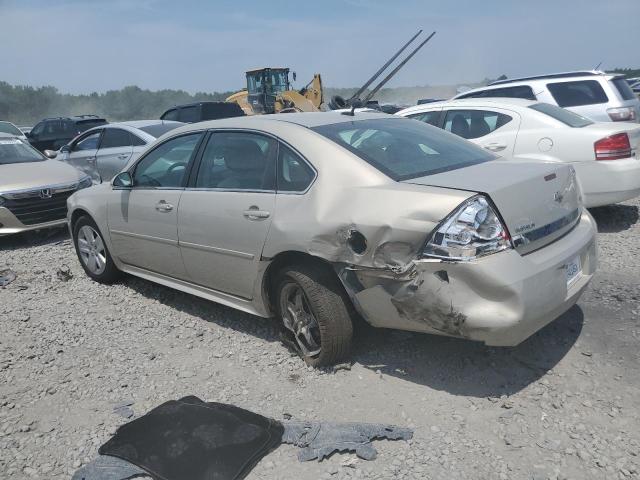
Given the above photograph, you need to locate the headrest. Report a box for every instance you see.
[222,140,265,171]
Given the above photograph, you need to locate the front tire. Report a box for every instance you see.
[72,216,120,283]
[275,264,353,367]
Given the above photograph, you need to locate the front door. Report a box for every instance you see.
[178,131,277,298]
[65,130,103,181]
[107,131,204,279]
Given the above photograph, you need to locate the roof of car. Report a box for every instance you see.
[398,98,538,115]
[488,70,614,86]
[104,120,182,129]
[172,111,395,131]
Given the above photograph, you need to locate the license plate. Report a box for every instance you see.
[566,255,582,288]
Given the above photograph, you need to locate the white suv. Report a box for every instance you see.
[453,71,640,123]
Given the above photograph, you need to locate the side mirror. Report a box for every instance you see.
[112,172,133,188]
[43,149,58,159]
[25,131,32,138]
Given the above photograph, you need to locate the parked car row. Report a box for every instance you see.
[397,98,640,207]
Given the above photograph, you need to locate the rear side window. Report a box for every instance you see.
[312,118,495,181]
[528,103,593,127]
[407,111,441,126]
[547,80,608,107]
[277,144,315,192]
[178,106,199,123]
[195,132,277,190]
[459,85,536,100]
[130,134,146,146]
[443,110,512,139]
[101,128,133,148]
[611,78,636,101]
[139,123,182,139]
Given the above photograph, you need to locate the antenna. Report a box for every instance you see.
[362,31,436,104]
[349,29,424,102]
[593,61,603,71]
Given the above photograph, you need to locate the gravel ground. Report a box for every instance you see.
[1,198,639,480]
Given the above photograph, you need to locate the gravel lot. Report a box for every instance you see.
[1,198,639,480]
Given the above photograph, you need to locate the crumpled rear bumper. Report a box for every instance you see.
[337,210,597,346]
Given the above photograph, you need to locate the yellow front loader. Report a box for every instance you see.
[226,68,324,115]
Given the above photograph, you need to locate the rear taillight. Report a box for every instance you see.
[607,107,637,122]
[594,133,631,160]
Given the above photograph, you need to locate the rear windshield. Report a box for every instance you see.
[611,78,637,101]
[529,103,593,127]
[312,118,495,181]
[0,122,23,136]
[76,119,107,132]
[0,138,44,164]
[139,123,183,138]
[547,80,608,107]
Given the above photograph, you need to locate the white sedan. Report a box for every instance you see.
[397,99,640,207]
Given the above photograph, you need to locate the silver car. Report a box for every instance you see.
[67,112,597,366]
[47,120,183,183]
[0,134,91,236]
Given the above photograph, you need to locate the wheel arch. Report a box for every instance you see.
[261,250,343,315]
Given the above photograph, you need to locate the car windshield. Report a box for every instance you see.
[529,103,593,127]
[312,118,495,181]
[139,123,183,138]
[0,138,44,164]
[0,122,24,136]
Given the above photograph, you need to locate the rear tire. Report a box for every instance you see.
[72,216,120,284]
[274,264,353,367]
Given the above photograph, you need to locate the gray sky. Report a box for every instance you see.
[1,0,638,93]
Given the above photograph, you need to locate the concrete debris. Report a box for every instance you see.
[0,269,16,287]
[56,265,73,282]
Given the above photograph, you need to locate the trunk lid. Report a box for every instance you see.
[404,160,581,254]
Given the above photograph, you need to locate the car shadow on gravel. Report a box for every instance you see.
[0,227,69,251]
[353,305,584,398]
[123,276,282,344]
[589,204,639,233]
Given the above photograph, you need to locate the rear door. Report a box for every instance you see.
[442,108,520,156]
[65,129,103,180]
[178,130,277,298]
[95,128,134,181]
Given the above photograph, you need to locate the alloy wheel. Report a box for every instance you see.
[279,282,322,357]
[77,225,107,275]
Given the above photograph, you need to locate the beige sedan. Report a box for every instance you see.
[0,134,91,236]
[67,112,597,366]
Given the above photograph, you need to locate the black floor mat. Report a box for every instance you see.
[99,396,283,480]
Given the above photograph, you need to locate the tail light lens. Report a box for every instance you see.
[423,195,512,261]
[594,133,631,160]
[607,107,637,122]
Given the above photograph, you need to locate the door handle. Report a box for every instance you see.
[484,143,507,152]
[87,157,97,164]
[117,154,129,159]
[155,201,174,212]
[243,206,270,220]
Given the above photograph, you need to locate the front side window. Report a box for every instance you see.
[547,80,608,107]
[30,122,45,137]
[0,138,44,165]
[72,131,102,151]
[312,118,495,181]
[45,121,63,135]
[277,144,315,192]
[529,103,593,128]
[101,128,133,149]
[407,111,441,126]
[443,110,513,139]
[195,132,276,190]
[133,133,203,188]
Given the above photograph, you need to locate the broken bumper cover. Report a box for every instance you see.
[338,210,597,347]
